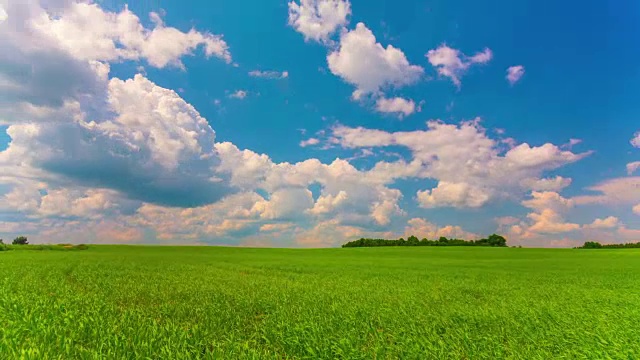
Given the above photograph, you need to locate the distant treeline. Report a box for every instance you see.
[577,241,640,249]
[342,234,507,248]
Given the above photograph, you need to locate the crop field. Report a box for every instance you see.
[1,246,639,359]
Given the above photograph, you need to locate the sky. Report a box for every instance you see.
[0,0,639,247]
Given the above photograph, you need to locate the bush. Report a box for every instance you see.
[12,236,28,245]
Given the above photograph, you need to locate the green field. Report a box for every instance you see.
[1,246,639,359]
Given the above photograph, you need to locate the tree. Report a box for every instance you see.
[487,234,507,247]
[12,236,28,245]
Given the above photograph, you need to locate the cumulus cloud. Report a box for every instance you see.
[31,2,231,68]
[331,120,588,208]
[300,138,320,147]
[417,182,491,208]
[573,177,640,207]
[1,74,233,207]
[585,216,620,229]
[288,0,351,43]
[506,65,525,85]
[426,44,492,87]
[632,131,640,148]
[627,162,640,175]
[327,23,424,97]
[249,70,289,79]
[515,192,580,235]
[229,90,248,99]
[404,218,478,240]
[375,96,417,118]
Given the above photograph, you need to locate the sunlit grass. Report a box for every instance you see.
[1,246,639,358]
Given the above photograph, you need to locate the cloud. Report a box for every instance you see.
[331,120,588,208]
[248,70,289,79]
[517,192,579,235]
[229,90,248,99]
[632,131,640,148]
[634,204,640,215]
[573,177,640,207]
[375,97,417,118]
[288,0,351,43]
[327,23,424,97]
[417,182,491,208]
[404,218,478,240]
[585,216,620,229]
[300,138,320,147]
[627,162,640,175]
[30,2,231,68]
[506,65,525,85]
[426,44,492,87]
[1,74,234,208]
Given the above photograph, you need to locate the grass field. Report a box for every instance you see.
[1,246,639,359]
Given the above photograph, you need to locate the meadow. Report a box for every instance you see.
[1,246,639,359]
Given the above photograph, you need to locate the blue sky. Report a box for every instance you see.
[0,0,639,247]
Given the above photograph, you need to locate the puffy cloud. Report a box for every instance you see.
[229,90,248,99]
[585,216,620,229]
[417,182,491,208]
[522,191,575,213]
[30,2,231,68]
[375,96,417,118]
[506,65,525,85]
[634,204,640,215]
[300,138,320,147]
[632,131,640,148]
[404,218,478,240]
[526,209,580,234]
[627,162,640,175]
[248,70,289,79]
[259,223,295,232]
[332,120,588,208]
[426,44,492,87]
[573,177,640,208]
[288,0,351,43]
[1,74,233,207]
[522,176,572,192]
[327,23,424,97]
[252,188,314,220]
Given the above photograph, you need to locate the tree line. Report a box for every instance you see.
[577,241,640,249]
[342,234,507,248]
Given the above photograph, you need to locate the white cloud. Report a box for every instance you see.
[506,65,525,85]
[31,2,231,68]
[229,90,248,99]
[586,216,620,229]
[300,138,320,147]
[375,96,417,118]
[327,23,424,97]
[523,176,572,192]
[0,74,232,207]
[417,182,491,208]
[519,192,579,235]
[404,218,478,240]
[627,162,640,175]
[288,0,351,43]
[634,204,640,215]
[249,70,289,79]
[0,5,7,23]
[426,44,492,87]
[573,177,640,207]
[632,132,640,148]
[332,120,588,208]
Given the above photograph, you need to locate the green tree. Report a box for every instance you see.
[12,236,28,245]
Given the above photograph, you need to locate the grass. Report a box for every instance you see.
[1,246,639,359]
[0,244,89,251]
